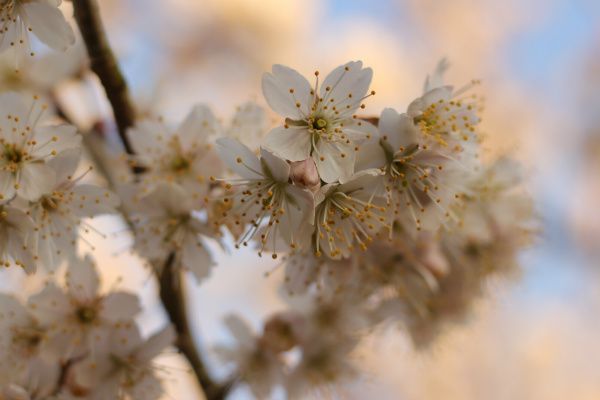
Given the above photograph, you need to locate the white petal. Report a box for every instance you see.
[101,292,141,322]
[30,125,80,159]
[46,147,81,184]
[28,283,70,325]
[262,65,312,119]
[21,2,75,51]
[263,126,311,162]
[135,325,176,363]
[320,61,372,114]
[216,137,263,180]
[65,255,100,302]
[0,170,16,201]
[259,147,290,182]
[379,108,418,151]
[223,314,254,348]
[17,162,56,201]
[127,119,167,157]
[313,140,355,183]
[69,184,119,218]
[181,236,214,283]
[176,104,220,147]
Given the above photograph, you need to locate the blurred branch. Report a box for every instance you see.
[72,0,137,155]
[159,256,234,400]
[70,2,231,398]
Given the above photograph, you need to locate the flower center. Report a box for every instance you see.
[312,118,328,131]
[3,144,24,166]
[76,306,98,324]
[170,155,191,173]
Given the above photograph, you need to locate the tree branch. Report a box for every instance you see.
[70,1,231,398]
[72,0,137,155]
[159,255,233,400]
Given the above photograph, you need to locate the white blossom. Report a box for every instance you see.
[28,255,141,359]
[262,61,377,183]
[216,137,314,256]
[0,0,75,58]
[313,170,390,259]
[126,104,223,199]
[129,182,215,282]
[28,149,120,271]
[214,315,284,399]
[71,324,175,400]
[0,92,81,202]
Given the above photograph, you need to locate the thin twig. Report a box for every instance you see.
[72,0,137,155]
[159,255,233,400]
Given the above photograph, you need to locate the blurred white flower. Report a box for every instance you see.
[71,324,175,400]
[129,182,215,282]
[214,314,284,399]
[262,61,377,183]
[127,104,223,199]
[216,137,314,256]
[0,92,81,202]
[28,255,141,359]
[28,149,120,271]
[0,0,75,59]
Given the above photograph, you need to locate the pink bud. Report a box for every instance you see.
[290,158,320,191]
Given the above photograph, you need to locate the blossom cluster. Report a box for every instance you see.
[212,61,536,397]
[0,256,174,399]
[0,3,537,398]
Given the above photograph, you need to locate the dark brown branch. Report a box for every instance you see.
[159,255,234,400]
[72,0,137,155]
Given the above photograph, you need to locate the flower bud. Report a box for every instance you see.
[289,158,320,191]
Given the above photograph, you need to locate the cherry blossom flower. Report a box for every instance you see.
[359,107,473,233]
[28,255,141,359]
[28,149,120,271]
[262,61,377,183]
[313,170,390,259]
[71,324,175,400]
[0,0,75,58]
[216,137,314,256]
[214,315,284,399]
[129,182,215,282]
[0,92,81,202]
[126,104,223,199]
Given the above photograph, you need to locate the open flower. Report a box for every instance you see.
[313,170,390,259]
[71,324,175,400]
[126,104,223,199]
[262,61,376,183]
[216,137,314,256]
[0,0,75,58]
[29,149,120,271]
[129,182,216,282]
[0,92,81,202]
[359,107,473,233]
[28,256,141,359]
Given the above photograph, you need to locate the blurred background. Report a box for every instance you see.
[4,0,600,398]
